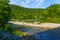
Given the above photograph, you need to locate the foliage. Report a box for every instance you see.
[12,30,28,36]
[0,0,11,28]
[10,4,60,23]
[0,1,60,37]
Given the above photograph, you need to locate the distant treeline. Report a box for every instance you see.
[10,4,60,23]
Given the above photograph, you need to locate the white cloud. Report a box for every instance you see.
[34,0,45,7]
[10,0,45,8]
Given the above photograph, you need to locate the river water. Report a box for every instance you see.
[29,27,60,40]
[9,23,60,40]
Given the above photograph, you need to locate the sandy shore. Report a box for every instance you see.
[8,21,60,28]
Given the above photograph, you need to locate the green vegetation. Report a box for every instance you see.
[10,4,60,23]
[0,0,11,28]
[0,0,60,37]
[0,0,25,37]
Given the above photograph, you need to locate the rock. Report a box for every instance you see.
[0,30,24,40]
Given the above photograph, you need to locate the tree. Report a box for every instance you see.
[0,0,11,28]
[47,4,60,18]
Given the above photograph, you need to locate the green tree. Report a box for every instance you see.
[0,0,11,28]
[47,4,60,18]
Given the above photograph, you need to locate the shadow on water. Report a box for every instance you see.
[9,23,60,40]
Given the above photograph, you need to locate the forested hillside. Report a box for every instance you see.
[0,0,60,39]
[10,4,60,23]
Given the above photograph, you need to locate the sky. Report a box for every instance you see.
[9,0,60,8]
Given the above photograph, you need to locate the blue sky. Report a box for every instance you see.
[9,0,60,8]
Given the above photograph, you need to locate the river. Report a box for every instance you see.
[9,23,60,40]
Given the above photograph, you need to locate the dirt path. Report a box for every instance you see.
[8,21,60,28]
